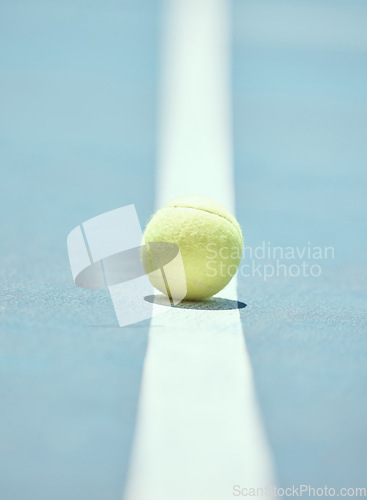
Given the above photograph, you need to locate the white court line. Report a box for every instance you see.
[124,1,275,498]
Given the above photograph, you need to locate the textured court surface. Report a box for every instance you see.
[1,1,367,498]
[233,0,367,488]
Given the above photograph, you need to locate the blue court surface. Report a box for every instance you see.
[1,1,367,499]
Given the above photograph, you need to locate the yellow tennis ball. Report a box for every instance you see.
[142,195,244,300]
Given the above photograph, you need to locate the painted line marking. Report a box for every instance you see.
[124,1,275,498]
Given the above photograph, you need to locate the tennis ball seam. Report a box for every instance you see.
[169,206,243,242]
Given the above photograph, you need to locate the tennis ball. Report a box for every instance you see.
[142,195,243,300]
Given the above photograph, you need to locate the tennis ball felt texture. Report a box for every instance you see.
[142,195,244,300]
